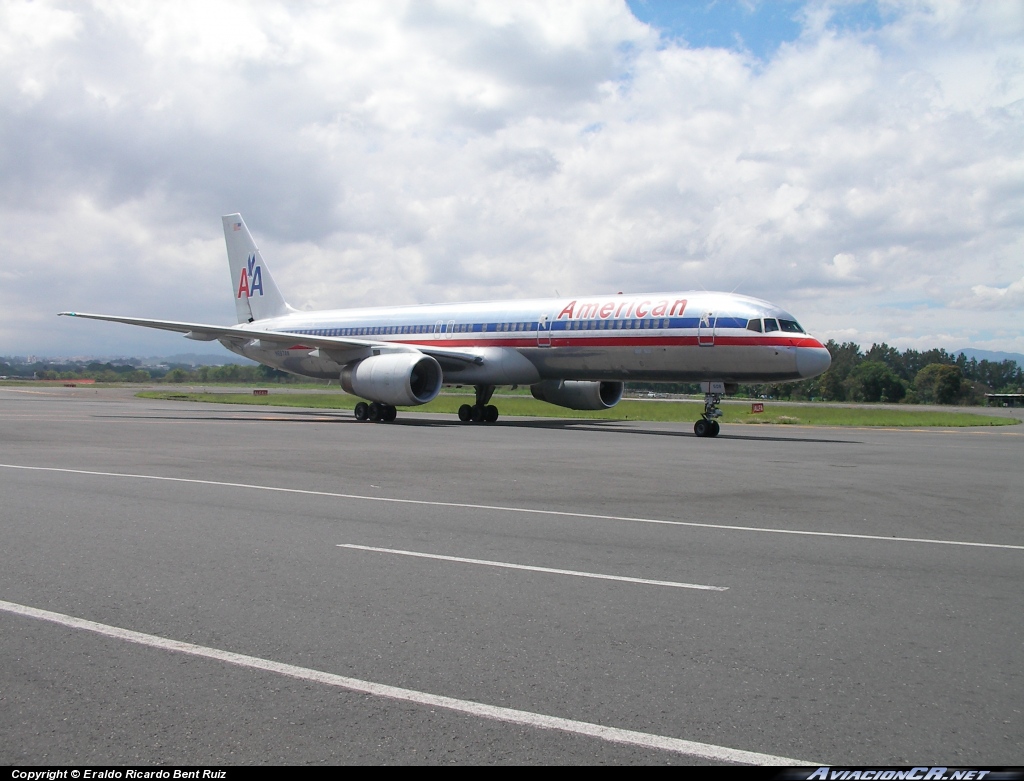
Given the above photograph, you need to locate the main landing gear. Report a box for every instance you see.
[353,401,398,423]
[458,384,499,423]
[693,391,722,438]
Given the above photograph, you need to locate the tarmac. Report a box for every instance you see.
[1,385,1021,765]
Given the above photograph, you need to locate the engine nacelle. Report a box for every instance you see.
[530,380,624,411]
[340,353,443,406]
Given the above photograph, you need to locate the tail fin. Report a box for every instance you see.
[222,213,294,323]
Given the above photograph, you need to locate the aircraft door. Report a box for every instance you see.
[698,312,716,346]
[537,314,552,347]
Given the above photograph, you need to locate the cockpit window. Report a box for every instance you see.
[763,318,780,332]
[779,319,804,333]
[746,318,763,332]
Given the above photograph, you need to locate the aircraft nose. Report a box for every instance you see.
[796,342,831,379]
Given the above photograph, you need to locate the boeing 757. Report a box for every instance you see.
[61,213,831,437]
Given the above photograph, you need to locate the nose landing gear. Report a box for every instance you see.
[694,391,723,437]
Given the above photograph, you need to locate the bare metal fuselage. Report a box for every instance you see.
[224,291,831,386]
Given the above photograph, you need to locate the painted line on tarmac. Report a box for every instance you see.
[0,598,808,765]
[337,544,728,591]
[2,463,1022,552]
[0,388,70,396]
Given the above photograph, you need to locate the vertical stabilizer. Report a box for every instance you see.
[222,214,293,323]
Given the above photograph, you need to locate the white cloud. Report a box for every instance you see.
[825,252,859,281]
[957,276,1024,310]
[0,0,1022,356]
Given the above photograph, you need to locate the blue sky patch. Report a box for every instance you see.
[627,1,890,60]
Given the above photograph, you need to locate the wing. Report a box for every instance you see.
[57,312,484,368]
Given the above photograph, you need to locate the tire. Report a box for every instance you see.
[383,405,397,422]
[710,420,720,437]
[368,402,382,422]
[484,405,499,422]
[354,402,369,421]
[694,419,709,437]
[470,405,483,422]
[458,404,472,422]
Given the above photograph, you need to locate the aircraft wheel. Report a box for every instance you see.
[458,404,472,422]
[368,402,383,422]
[354,402,369,421]
[383,405,398,422]
[484,405,499,422]
[693,419,709,437]
[710,420,721,437]
[470,404,484,423]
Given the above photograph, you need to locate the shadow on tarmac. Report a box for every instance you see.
[101,409,858,444]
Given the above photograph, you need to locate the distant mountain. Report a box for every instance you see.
[160,352,257,366]
[953,349,1024,367]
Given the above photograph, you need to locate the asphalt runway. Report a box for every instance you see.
[1,386,1021,765]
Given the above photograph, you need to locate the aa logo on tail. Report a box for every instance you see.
[236,254,264,299]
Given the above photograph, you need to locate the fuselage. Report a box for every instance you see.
[224,290,832,386]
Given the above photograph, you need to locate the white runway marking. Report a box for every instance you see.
[1,463,1022,551]
[0,598,810,765]
[337,544,728,591]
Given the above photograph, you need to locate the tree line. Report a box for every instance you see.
[1,359,298,384]
[629,342,1022,405]
[5,343,1022,405]
[772,342,1023,404]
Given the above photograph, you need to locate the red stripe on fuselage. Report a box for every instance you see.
[368,335,824,350]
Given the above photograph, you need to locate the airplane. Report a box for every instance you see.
[60,213,832,437]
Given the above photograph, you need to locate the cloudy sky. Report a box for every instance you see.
[2,0,1022,357]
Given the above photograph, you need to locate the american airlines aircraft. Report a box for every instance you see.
[61,213,831,437]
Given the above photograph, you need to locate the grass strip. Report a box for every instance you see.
[136,391,1018,427]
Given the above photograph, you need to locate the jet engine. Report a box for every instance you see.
[340,353,443,406]
[530,380,624,411]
